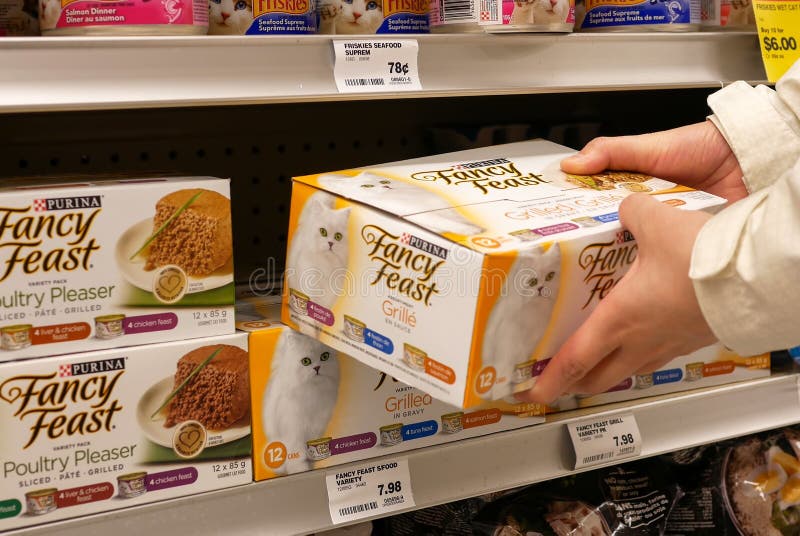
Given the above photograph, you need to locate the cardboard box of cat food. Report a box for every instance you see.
[0,332,251,531]
[281,139,728,408]
[548,344,771,411]
[0,176,235,362]
[237,295,545,481]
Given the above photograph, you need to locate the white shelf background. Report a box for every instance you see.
[0,32,767,113]
[8,373,800,536]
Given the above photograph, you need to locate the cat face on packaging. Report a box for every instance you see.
[336,0,382,33]
[208,0,252,34]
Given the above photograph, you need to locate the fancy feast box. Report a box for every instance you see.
[282,140,732,408]
[0,177,234,362]
[0,333,251,531]
[237,295,544,482]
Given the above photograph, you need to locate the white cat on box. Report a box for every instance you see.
[262,329,340,475]
[285,191,351,323]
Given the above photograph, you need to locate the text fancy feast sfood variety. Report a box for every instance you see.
[282,139,769,409]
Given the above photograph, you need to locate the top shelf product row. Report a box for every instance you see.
[0,32,768,114]
[3,0,755,37]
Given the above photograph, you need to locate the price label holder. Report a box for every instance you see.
[567,412,642,470]
[333,39,422,94]
[325,457,416,525]
[753,0,800,82]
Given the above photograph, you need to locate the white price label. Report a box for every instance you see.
[333,40,422,94]
[567,412,642,470]
[325,457,415,524]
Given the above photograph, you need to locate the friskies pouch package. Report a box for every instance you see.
[282,140,728,408]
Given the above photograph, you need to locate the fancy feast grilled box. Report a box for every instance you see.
[282,140,745,408]
[0,333,251,531]
[237,294,544,482]
[0,177,234,362]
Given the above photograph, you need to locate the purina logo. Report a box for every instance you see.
[400,232,448,260]
[33,195,102,212]
[59,357,127,377]
[0,356,126,448]
[616,230,635,244]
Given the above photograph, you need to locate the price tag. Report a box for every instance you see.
[333,40,422,93]
[753,0,800,82]
[325,457,415,525]
[567,412,642,470]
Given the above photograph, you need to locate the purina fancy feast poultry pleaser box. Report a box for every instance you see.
[0,176,234,362]
[236,295,544,482]
[282,139,729,408]
[0,333,251,531]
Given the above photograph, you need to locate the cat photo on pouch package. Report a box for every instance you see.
[480,243,575,409]
[318,172,483,236]
[208,0,252,34]
[285,191,351,326]
[262,330,340,475]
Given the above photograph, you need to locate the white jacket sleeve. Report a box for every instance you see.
[690,65,800,356]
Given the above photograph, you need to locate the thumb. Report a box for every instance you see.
[560,133,665,176]
[618,193,670,243]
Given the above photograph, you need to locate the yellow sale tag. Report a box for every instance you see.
[753,0,800,82]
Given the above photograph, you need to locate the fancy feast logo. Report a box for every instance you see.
[0,195,102,283]
[409,158,551,194]
[361,225,446,306]
[579,230,637,309]
[0,357,125,449]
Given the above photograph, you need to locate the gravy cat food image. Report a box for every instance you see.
[282,139,732,408]
[0,176,234,362]
[39,0,208,35]
[207,0,317,35]
[0,333,251,531]
[237,296,545,482]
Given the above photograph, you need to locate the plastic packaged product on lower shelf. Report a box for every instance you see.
[382,455,682,535]
[380,425,800,535]
[208,0,317,35]
[0,0,38,35]
[39,0,208,35]
[0,176,235,363]
[548,344,771,411]
[664,427,800,536]
[236,295,545,482]
[316,0,429,35]
[575,0,701,31]
[282,139,727,408]
[0,333,252,532]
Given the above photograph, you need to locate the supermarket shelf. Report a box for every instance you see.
[0,32,767,113]
[11,373,800,536]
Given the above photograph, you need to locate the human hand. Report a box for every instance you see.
[517,194,718,404]
[561,121,748,203]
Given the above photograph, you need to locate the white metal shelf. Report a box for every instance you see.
[0,32,767,113]
[8,373,800,536]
